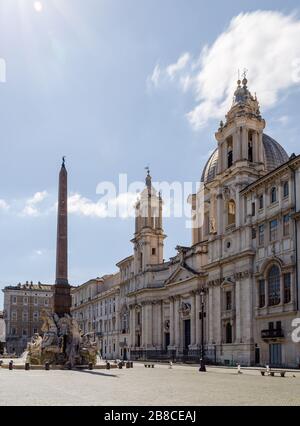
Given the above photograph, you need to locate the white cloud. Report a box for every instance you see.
[149,64,162,88]
[277,115,290,125]
[22,205,40,217]
[27,191,48,205]
[68,193,107,218]
[166,52,191,80]
[149,11,300,129]
[0,199,9,211]
[68,192,137,219]
[21,190,48,217]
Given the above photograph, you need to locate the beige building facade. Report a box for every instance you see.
[72,78,300,367]
[2,282,53,355]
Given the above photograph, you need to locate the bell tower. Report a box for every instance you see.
[215,73,266,175]
[131,170,165,274]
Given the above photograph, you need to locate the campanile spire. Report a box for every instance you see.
[54,156,71,316]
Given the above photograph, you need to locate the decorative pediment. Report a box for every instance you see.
[220,277,235,288]
[165,263,198,286]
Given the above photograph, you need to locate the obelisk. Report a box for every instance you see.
[53,157,71,317]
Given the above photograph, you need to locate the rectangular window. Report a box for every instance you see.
[152,248,156,255]
[259,195,264,210]
[283,214,290,237]
[227,149,233,168]
[34,297,38,305]
[252,228,256,239]
[33,328,38,334]
[284,273,291,304]
[283,181,289,198]
[33,312,38,321]
[258,224,265,245]
[23,297,28,305]
[12,296,17,304]
[11,311,17,320]
[271,187,277,204]
[252,202,256,216]
[259,279,265,308]
[269,219,278,242]
[225,291,232,311]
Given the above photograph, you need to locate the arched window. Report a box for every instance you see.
[225,322,232,344]
[248,142,253,162]
[227,138,233,168]
[268,265,281,306]
[271,187,277,204]
[228,200,236,225]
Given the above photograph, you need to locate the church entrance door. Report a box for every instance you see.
[184,320,191,350]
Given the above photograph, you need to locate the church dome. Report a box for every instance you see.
[201,134,289,184]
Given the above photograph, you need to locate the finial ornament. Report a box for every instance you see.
[62,156,66,167]
[145,165,152,190]
[237,69,241,86]
[242,68,248,86]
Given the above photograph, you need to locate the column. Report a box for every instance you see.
[280,275,284,306]
[157,300,163,349]
[242,127,248,160]
[147,302,153,348]
[131,305,136,347]
[215,286,222,344]
[216,193,223,235]
[195,291,200,346]
[233,130,239,162]
[174,297,181,348]
[253,131,259,163]
[169,297,175,347]
[208,287,213,344]
[258,131,264,163]
[264,279,268,308]
[141,303,146,347]
[235,281,241,343]
[235,185,241,227]
[190,292,196,346]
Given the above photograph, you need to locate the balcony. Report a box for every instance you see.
[261,328,284,339]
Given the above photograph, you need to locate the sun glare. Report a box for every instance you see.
[33,1,43,12]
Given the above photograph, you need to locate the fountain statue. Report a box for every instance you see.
[27,310,97,367]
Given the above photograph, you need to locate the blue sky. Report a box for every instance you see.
[1,0,300,307]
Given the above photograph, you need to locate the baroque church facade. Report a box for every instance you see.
[71,77,300,367]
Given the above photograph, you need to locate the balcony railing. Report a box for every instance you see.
[261,328,284,339]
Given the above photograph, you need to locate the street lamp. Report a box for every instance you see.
[199,289,206,372]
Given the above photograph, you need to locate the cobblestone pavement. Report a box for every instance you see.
[0,363,300,406]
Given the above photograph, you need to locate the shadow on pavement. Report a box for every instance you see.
[76,369,118,378]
